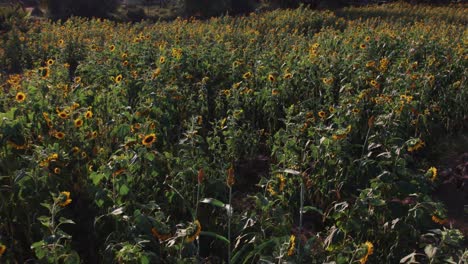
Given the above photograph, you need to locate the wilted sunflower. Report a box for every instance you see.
[58,191,72,207]
[142,133,156,146]
[15,92,26,103]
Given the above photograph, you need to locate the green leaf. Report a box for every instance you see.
[90,172,105,185]
[199,198,225,208]
[200,231,230,244]
[301,206,323,215]
[59,217,76,225]
[119,184,130,196]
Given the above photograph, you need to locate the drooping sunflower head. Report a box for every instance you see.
[15,92,26,103]
[142,133,156,147]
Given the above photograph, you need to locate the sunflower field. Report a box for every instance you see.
[0,3,467,263]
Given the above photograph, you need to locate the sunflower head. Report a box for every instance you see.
[142,133,156,147]
[427,167,437,181]
[268,74,275,82]
[185,220,201,243]
[54,132,65,140]
[85,110,93,119]
[58,191,72,207]
[47,59,54,66]
[115,74,123,83]
[318,111,326,119]
[74,119,83,128]
[15,92,26,103]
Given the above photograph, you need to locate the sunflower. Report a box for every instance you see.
[54,167,61,174]
[271,89,280,96]
[352,108,360,114]
[365,36,371,42]
[243,71,252,79]
[58,191,72,207]
[318,111,326,119]
[72,146,80,154]
[47,59,54,66]
[359,241,374,264]
[15,92,26,103]
[284,73,293,79]
[427,167,437,181]
[58,111,69,119]
[185,220,202,243]
[370,80,379,88]
[268,74,275,82]
[40,67,50,79]
[54,132,65,139]
[0,244,5,257]
[74,76,81,83]
[287,235,296,256]
[122,60,128,66]
[159,56,166,64]
[85,110,93,119]
[360,43,367,49]
[121,53,128,59]
[109,45,115,52]
[115,74,123,83]
[74,119,83,128]
[152,68,161,79]
[58,39,64,46]
[329,106,335,113]
[142,133,156,147]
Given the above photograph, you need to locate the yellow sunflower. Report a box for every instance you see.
[287,235,296,256]
[74,119,83,128]
[185,220,202,243]
[115,74,123,83]
[318,111,326,119]
[58,191,72,207]
[54,132,65,140]
[85,110,93,119]
[142,133,156,147]
[15,92,26,103]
